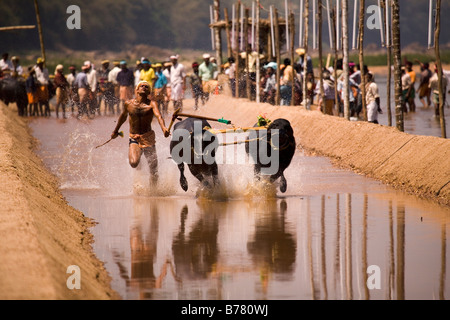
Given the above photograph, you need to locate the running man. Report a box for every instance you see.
[110,80,170,185]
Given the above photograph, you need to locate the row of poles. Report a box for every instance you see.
[208,0,446,138]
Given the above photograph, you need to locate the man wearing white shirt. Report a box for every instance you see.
[169,55,186,111]
[35,57,50,117]
[108,61,121,114]
[0,53,13,74]
[85,61,99,115]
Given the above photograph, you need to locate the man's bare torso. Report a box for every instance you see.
[125,98,156,135]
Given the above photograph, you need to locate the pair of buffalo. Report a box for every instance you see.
[170,117,296,193]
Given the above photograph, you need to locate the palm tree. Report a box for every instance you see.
[392,0,403,132]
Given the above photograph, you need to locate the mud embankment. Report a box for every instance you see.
[0,103,119,299]
[202,96,450,207]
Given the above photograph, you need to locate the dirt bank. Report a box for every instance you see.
[0,103,119,299]
[199,95,450,207]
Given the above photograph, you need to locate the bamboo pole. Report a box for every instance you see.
[224,8,232,59]
[274,7,281,106]
[235,2,241,99]
[290,12,296,106]
[385,0,392,127]
[318,0,325,111]
[245,8,252,100]
[392,0,403,132]
[434,0,446,138]
[210,5,215,50]
[33,0,46,65]
[0,25,35,31]
[333,8,339,116]
[303,0,310,109]
[359,0,367,121]
[214,0,223,66]
[343,0,350,120]
[256,0,261,103]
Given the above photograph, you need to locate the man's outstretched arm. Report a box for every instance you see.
[152,100,170,137]
[111,105,129,139]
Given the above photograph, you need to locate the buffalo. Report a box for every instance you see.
[0,77,28,116]
[245,118,296,193]
[170,117,219,192]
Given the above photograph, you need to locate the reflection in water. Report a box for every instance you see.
[30,116,450,300]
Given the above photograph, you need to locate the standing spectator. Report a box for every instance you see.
[262,62,277,105]
[84,61,99,115]
[296,48,313,74]
[108,61,122,114]
[405,61,416,112]
[198,53,218,103]
[74,65,91,118]
[401,66,412,113]
[337,72,360,120]
[139,59,156,92]
[189,62,205,110]
[26,66,39,116]
[135,59,143,87]
[66,65,77,115]
[315,69,335,115]
[429,63,448,117]
[152,63,168,115]
[169,54,186,111]
[415,60,432,108]
[53,64,69,118]
[11,56,24,77]
[162,61,172,114]
[117,60,135,109]
[280,58,296,106]
[0,53,13,74]
[226,57,236,97]
[365,72,382,124]
[98,60,115,116]
[35,57,50,117]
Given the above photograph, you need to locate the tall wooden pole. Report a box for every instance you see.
[392,0,403,132]
[235,2,241,99]
[318,1,325,111]
[303,0,310,109]
[255,0,261,103]
[214,0,223,66]
[33,0,46,65]
[290,12,296,106]
[274,7,281,106]
[332,9,339,116]
[224,8,232,59]
[358,0,367,121]
[343,0,350,120]
[385,0,392,127]
[245,8,252,100]
[435,0,446,138]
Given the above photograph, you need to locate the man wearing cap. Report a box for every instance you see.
[139,59,155,91]
[108,61,122,114]
[53,64,69,118]
[152,63,168,116]
[84,61,99,116]
[169,55,186,111]
[198,53,218,103]
[110,80,170,186]
[0,53,13,73]
[35,57,51,117]
[98,60,114,115]
[117,60,135,112]
[74,64,91,117]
